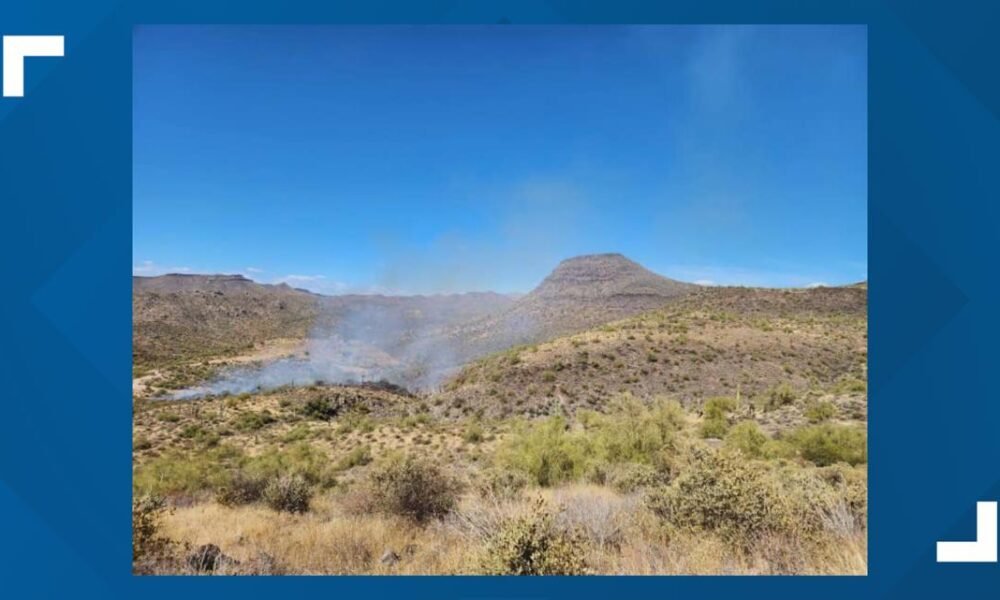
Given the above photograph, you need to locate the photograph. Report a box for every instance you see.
[131,24,867,575]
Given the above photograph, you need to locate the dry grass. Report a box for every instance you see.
[152,484,866,575]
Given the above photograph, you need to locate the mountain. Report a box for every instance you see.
[438,284,867,419]
[133,274,320,368]
[531,253,693,300]
[443,254,697,359]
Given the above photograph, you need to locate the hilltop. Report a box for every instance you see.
[443,254,697,359]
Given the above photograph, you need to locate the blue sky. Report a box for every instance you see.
[133,25,866,294]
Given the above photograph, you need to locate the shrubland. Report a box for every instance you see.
[134,388,867,575]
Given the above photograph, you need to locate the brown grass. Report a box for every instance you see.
[152,484,866,575]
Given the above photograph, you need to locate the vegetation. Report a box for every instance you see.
[362,454,460,523]
[132,281,868,575]
[480,499,589,575]
[263,474,312,513]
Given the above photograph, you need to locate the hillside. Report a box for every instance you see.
[133,274,320,369]
[438,285,867,420]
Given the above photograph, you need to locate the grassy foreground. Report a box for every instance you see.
[133,389,867,575]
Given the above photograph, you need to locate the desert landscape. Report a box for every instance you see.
[132,254,867,575]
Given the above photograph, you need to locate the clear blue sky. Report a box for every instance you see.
[133,25,866,294]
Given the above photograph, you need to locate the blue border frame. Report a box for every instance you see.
[2,1,1000,598]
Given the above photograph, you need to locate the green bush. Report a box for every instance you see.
[263,474,312,513]
[496,416,591,487]
[586,395,686,467]
[703,396,737,418]
[725,421,769,458]
[762,382,797,410]
[300,396,338,420]
[700,417,729,439]
[480,499,588,575]
[133,445,244,497]
[233,410,275,432]
[646,449,786,544]
[760,438,799,460]
[805,400,838,423]
[788,424,866,466]
[365,454,460,523]
[700,396,736,438]
[244,442,339,488]
[499,396,688,486]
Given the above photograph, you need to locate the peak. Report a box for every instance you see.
[531,254,692,299]
[558,253,631,265]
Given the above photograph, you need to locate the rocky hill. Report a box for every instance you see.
[133,275,320,368]
[443,254,697,358]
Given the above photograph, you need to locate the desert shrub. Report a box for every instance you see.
[699,417,729,439]
[215,472,267,506]
[760,438,799,460]
[788,424,866,466]
[263,474,312,513]
[818,464,868,528]
[805,400,838,423]
[464,421,485,444]
[496,416,591,487]
[587,395,686,467]
[132,494,173,565]
[703,396,737,417]
[774,467,846,540]
[233,410,275,432]
[725,421,769,458]
[762,382,797,410]
[476,467,530,500]
[480,499,588,575]
[646,448,786,544]
[300,396,337,420]
[365,453,460,523]
[700,396,736,438]
[244,442,339,488]
[500,397,688,486]
[133,444,245,497]
[607,462,662,493]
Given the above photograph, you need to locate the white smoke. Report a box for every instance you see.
[167,297,502,400]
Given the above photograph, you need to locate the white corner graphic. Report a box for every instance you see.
[3,35,64,98]
[936,501,998,563]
